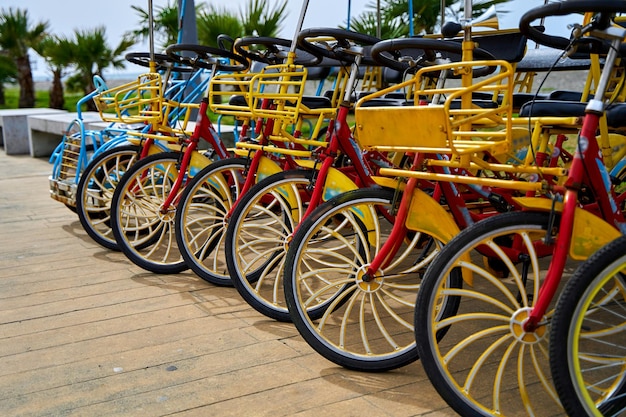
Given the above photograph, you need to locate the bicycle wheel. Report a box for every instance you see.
[174,158,248,286]
[550,235,626,417]
[111,152,190,274]
[225,169,315,321]
[414,211,565,416]
[76,144,141,250]
[284,187,442,371]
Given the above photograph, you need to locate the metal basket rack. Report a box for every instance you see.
[355,60,575,192]
[209,63,334,158]
[93,73,163,125]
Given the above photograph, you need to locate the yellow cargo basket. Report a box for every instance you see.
[209,63,307,124]
[355,60,515,159]
[159,100,199,135]
[93,73,163,125]
[355,60,573,192]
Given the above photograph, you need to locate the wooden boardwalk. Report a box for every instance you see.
[0,151,455,416]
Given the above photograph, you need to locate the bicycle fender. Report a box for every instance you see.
[570,208,622,260]
[189,152,213,178]
[295,160,385,243]
[405,189,475,284]
[147,141,174,155]
[203,156,283,204]
[371,176,404,190]
[609,154,626,177]
[256,156,283,181]
[295,160,360,201]
[406,189,460,244]
[513,197,621,260]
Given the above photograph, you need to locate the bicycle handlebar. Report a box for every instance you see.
[519,0,626,54]
[165,43,249,72]
[297,28,381,65]
[125,52,195,73]
[234,36,322,66]
[371,38,496,75]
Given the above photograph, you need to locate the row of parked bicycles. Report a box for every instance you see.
[48,0,626,415]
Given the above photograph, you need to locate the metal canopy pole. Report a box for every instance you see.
[376,0,381,38]
[347,0,352,30]
[409,0,415,36]
[148,0,155,68]
[177,0,197,45]
[290,0,310,54]
[440,0,445,34]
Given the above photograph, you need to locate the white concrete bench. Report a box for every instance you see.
[0,108,68,155]
[26,111,238,158]
[27,111,106,157]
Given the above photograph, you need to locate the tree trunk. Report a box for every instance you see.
[0,83,5,106]
[16,54,35,108]
[49,68,65,109]
[83,75,97,112]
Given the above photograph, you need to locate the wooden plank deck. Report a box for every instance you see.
[0,151,454,416]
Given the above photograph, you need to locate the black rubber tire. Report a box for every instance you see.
[550,234,626,417]
[414,211,562,416]
[225,169,316,321]
[76,144,141,250]
[110,152,189,274]
[174,157,249,286]
[284,187,442,371]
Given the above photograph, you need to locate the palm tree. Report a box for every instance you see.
[0,8,48,108]
[349,0,510,38]
[127,1,180,50]
[197,4,242,47]
[65,27,135,111]
[240,0,288,38]
[33,35,74,109]
[196,0,288,47]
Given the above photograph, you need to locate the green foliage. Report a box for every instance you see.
[240,0,288,38]
[348,0,511,37]
[0,7,49,107]
[0,7,48,57]
[196,0,288,46]
[33,35,74,109]
[0,85,83,110]
[127,1,181,50]
[34,35,73,70]
[197,5,242,47]
[65,26,135,94]
[349,9,408,39]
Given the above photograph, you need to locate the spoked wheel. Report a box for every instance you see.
[284,187,443,371]
[76,144,141,250]
[550,235,626,417]
[225,169,317,321]
[111,152,191,274]
[174,158,248,286]
[414,211,567,416]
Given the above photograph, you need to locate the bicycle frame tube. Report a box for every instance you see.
[196,98,230,160]
[161,96,235,211]
[525,36,626,330]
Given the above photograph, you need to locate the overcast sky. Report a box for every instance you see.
[1,0,572,79]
